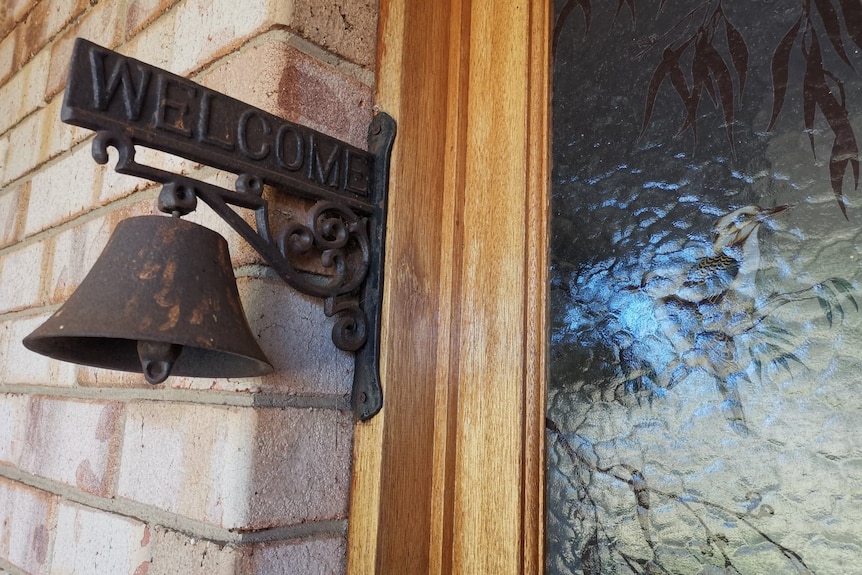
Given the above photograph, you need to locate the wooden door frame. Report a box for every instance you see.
[347,0,550,573]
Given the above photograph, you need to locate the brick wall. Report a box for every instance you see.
[0,1,378,573]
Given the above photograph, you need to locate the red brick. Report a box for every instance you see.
[200,38,373,149]
[291,0,378,69]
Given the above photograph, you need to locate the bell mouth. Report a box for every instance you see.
[22,334,273,380]
[22,215,274,383]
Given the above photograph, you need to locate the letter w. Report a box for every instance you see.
[89,47,150,120]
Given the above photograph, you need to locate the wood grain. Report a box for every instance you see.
[347,0,550,572]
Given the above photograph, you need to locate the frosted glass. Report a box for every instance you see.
[547,1,862,573]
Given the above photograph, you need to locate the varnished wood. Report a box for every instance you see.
[347,0,550,572]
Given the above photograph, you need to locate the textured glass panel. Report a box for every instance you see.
[547,1,862,574]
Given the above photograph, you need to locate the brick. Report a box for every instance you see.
[0,48,49,136]
[99,146,193,206]
[0,477,55,575]
[0,33,13,85]
[11,0,90,76]
[25,145,102,236]
[40,96,92,164]
[169,0,291,76]
[19,397,123,497]
[0,182,27,248]
[291,0,378,68]
[238,536,346,575]
[46,1,123,100]
[3,111,44,184]
[47,199,156,304]
[0,314,78,387]
[147,527,238,575]
[48,216,112,304]
[0,133,8,184]
[120,7,176,72]
[0,242,45,314]
[0,394,29,465]
[5,0,38,30]
[126,0,182,41]
[200,39,373,149]
[118,403,352,529]
[50,502,151,575]
[170,277,353,395]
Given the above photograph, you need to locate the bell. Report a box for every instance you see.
[23,215,274,384]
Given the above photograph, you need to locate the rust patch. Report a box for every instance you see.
[137,261,161,280]
[158,304,181,331]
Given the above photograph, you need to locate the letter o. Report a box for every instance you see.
[275,125,304,171]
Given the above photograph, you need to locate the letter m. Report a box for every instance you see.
[89,47,150,120]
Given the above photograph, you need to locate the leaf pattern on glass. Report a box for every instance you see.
[547,417,817,574]
[554,0,862,217]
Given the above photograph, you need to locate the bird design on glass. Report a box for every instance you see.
[636,205,792,433]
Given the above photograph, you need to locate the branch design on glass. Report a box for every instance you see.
[92,130,372,355]
[555,0,861,217]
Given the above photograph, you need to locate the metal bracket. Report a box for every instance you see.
[61,38,394,420]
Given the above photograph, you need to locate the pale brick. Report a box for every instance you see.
[118,403,352,529]
[0,134,8,184]
[50,502,151,575]
[170,277,353,395]
[25,145,102,235]
[0,49,49,136]
[170,0,291,76]
[0,394,29,465]
[292,0,378,68]
[19,397,123,497]
[46,1,123,99]
[0,33,13,85]
[11,0,89,74]
[0,478,54,575]
[40,96,89,166]
[47,199,157,304]
[0,314,78,387]
[0,242,44,313]
[147,527,238,575]
[0,182,26,248]
[5,0,38,27]
[239,536,346,575]
[120,7,176,72]
[48,216,111,304]
[126,0,182,40]
[99,145,193,206]
[200,39,373,149]
[4,111,44,183]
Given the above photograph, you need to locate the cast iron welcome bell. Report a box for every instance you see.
[23,38,395,420]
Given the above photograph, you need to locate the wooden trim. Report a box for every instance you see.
[347,0,550,572]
